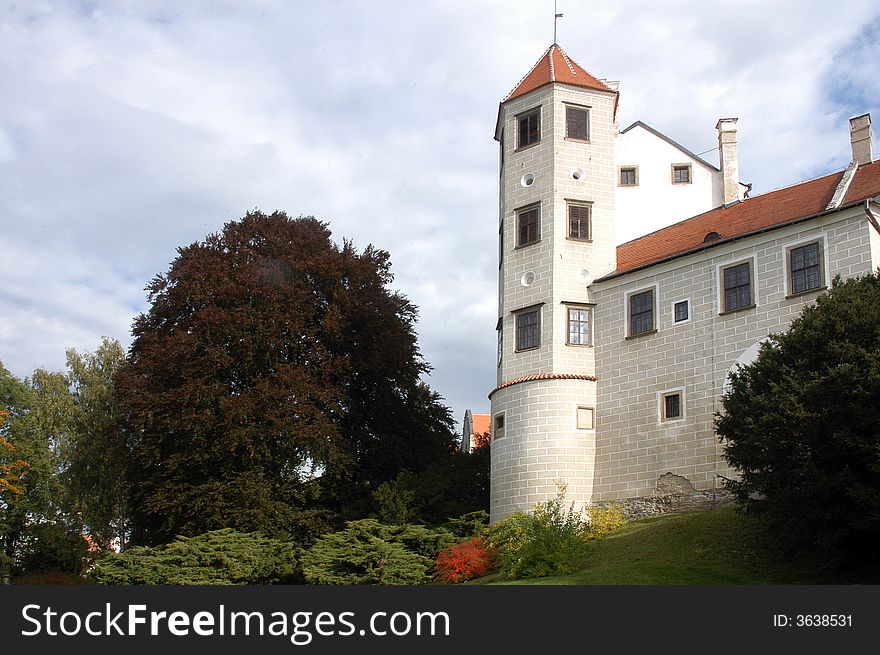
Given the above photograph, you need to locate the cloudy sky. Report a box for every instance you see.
[2,0,878,430]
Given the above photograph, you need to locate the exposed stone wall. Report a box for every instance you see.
[590,472,736,520]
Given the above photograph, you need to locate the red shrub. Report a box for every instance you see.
[434,536,495,583]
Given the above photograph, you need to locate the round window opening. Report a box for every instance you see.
[571,168,585,180]
[520,271,536,287]
[520,173,536,187]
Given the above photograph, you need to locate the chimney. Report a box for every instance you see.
[850,113,873,166]
[716,117,741,204]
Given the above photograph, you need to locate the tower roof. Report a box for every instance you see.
[503,43,614,103]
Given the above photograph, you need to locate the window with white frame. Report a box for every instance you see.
[673,299,690,323]
[566,306,592,346]
[659,389,685,422]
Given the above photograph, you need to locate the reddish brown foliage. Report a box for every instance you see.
[434,536,495,584]
[472,430,491,450]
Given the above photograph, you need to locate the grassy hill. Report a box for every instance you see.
[479,506,878,585]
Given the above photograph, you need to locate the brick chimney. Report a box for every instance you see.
[716,118,741,204]
[850,113,873,166]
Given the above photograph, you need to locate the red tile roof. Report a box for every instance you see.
[607,159,880,279]
[489,373,597,398]
[504,44,614,103]
[471,413,491,437]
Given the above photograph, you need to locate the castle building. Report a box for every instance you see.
[489,44,880,521]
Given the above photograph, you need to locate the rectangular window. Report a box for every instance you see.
[722,261,753,312]
[629,289,655,336]
[619,166,638,186]
[515,309,539,351]
[567,307,592,346]
[518,108,540,148]
[567,202,591,240]
[565,105,589,141]
[576,406,594,430]
[672,164,692,184]
[498,220,504,268]
[789,241,823,294]
[494,414,505,439]
[673,300,689,323]
[497,324,503,366]
[663,393,682,420]
[516,205,540,247]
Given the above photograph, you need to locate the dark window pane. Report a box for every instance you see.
[620,168,636,186]
[723,262,752,311]
[790,243,821,294]
[568,204,591,239]
[630,290,654,335]
[566,106,589,140]
[518,110,540,147]
[674,300,689,322]
[516,310,539,350]
[517,206,539,246]
[664,394,681,419]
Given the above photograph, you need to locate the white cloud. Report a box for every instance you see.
[1,0,878,428]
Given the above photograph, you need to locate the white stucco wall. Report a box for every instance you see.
[615,124,723,244]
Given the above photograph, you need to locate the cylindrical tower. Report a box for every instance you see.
[490,45,618,521]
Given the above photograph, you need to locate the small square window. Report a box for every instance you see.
[673,300,689,323]
[619,166,638,186]
[576,406,594,430]
[518,109,540,148]
[565,105,590,141]
[494,414,505,439]
[789,242,823,295]
[628,289,655,336]
[722,261,754,312]
[516,205,540,247]
[672,164,692,184]
[567,307,592,346]
[663,393,682,420]
[515,309,540,351]
[567,202,591,240]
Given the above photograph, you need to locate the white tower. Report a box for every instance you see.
[490,45,619,521]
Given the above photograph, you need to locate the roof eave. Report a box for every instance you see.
[594,200,869,284]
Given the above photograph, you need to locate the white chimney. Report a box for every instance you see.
[716,117,741,205]
[850,113,873,166]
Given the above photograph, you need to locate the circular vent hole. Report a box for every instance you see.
[520,173,535,187]
[520,272,536,287]
[571,168,585,180]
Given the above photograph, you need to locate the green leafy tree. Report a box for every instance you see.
[716,273,880,558]
[301,519,454,585]
[117,212,456,545]
[63,338,129,550]
[90,528,301,585]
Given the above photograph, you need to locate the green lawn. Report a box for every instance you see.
[478,506,878,585]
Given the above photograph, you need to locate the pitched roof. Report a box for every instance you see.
[620,121,720,171]
[471,414,491,437]
[503,43,614,103]
[604,159,880,280]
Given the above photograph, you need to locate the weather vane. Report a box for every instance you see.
[554,0,563,43]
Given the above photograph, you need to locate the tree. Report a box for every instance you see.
[62,338,129,550]
[716,273,880,559]
[118,211,455,545]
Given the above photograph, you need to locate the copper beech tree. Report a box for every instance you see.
[118,212,455,546]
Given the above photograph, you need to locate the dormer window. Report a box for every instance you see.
[517,108,541,149]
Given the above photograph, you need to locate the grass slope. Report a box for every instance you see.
[482,507,877,585]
